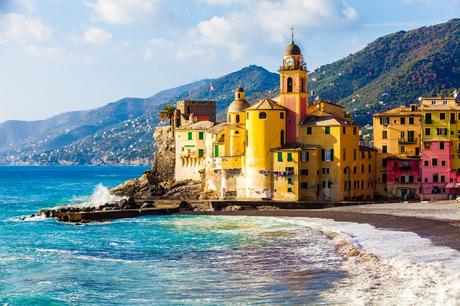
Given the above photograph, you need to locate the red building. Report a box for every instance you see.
[385,157,421,200]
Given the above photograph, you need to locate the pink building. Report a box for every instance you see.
[385,157,421,199]
[421,141,457,200]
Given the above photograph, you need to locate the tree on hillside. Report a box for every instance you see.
[159,104,176,126]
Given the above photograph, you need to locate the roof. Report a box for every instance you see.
[228,99,250,113]
[235,87,244,92]
[374,105,421,117]
[176,120,214,130]
[206,122,227,134]
[359,145,377,152]
[285,43,301,55]
[246,98,287,111]
[300,114,352,126]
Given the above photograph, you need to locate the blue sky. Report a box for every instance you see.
[0,0,459,122]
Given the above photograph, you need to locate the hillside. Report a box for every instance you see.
[0,19,458,165]
[308,18,460,124]
[0,66,279,165]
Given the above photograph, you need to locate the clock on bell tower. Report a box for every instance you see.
[278,28,309,144]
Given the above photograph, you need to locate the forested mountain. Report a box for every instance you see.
[0,19,458,165]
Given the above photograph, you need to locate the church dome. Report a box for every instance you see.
[235,87,244,93]
[228,99,250,113]
[284,43,301,55]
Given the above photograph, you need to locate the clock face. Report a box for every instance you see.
[285,57,294,67]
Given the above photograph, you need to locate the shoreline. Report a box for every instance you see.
[183,208,460,252]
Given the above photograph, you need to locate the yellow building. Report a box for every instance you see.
[173,35,377,202]
[373,104,422,196]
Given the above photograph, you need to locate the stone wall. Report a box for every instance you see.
[152,126,175,182]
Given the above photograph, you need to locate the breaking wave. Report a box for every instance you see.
[279,218,460,305]
[65,184,126,208]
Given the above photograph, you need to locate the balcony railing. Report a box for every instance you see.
[399,137,417,144]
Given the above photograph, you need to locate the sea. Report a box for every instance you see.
[1,166,460,305]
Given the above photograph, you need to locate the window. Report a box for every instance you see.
[380,117,389,125]
[432,158,438,166]
[440,142,445,150]
[325,127,330,134]
[235,114,240,123]
[425,128,431,136]
[343,126,346,134]
[287,187,293,193]
[440,113,446,120]
[307,127,312,134]
[322,168,330,174]
[382,159,387,167]
[382,174,387,183]
[288,178,293,185]
[287,152,292,162]
[441,160,446,166]
[437,128,448,136]
[285,167,294,172]
[280,112,284,119]
[280,130,285,146]
[382,131,387,139]
[368,165,372,173]
[287,77,293,92]
[400,117,405,124]
[214,145,219,157]
[198,131,204,140]
[408,131,415,142]
[198,149,204,158]
[353,166,357,174]
[382,146,387,153]
[401,131,405,139]
[353,127,357,135]
[246,113,249,120]
[301,151,309,162]
[342,148,346,161]
[415,147,420,156]
[277,152,283,162]
[354,148,357,160]
[301,183,308,189]
[328,182,333,189]
[301,169,308,176]
[361,164,365,173]
[188,132,193,140]
[259,112,267,119]
[400,146,405,153]
[424,160,429,166]
[325,149,333,161]
[409,117,414,124]
[424,142,431,149]
[322,181,326,189]
[425,113,432,123]
[433,174,439,182]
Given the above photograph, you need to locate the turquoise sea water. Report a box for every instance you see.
[0,166,346,305]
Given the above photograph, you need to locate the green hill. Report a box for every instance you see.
[0,19,458,165]
[308,18,460,124]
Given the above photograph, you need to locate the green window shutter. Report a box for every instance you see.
[188,132,193,140]
[198,149,204,157]
[214,145,219,157]
[199,131,204,140]
[325,127,330,134]
[277,152,283,162]
[287,187,292,193]
[287,152,292,161]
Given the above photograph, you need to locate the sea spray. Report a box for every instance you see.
[69,184,126,208]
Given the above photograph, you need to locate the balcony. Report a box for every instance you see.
[399,137,417,144]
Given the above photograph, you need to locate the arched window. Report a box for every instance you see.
[301,78,305,93]
[259,112,267,119]
[287,77,293,92]
[237,93,240,99]
[280,129,285,146]
[235,130,240,135]
[236,114,240,123]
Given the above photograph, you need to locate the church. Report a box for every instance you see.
[173,36,376,201]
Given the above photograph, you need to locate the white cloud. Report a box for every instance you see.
[84,0,158,25]
[172,0,360,60]
[0,13,52,44]
[80,26,112,45]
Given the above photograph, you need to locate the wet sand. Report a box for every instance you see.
[188,201,460,252]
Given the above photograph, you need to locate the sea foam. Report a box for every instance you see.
[65,184,126,208]
[280,218,460,305]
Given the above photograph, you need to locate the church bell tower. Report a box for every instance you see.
[278,28,308,144]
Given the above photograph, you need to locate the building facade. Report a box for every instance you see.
[172,37,376,202]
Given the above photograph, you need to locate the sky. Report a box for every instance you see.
[0,0,459,122]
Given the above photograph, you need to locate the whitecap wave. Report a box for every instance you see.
[59,184,126,209]
[279,218,460,305]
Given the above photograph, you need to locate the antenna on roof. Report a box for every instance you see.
[290,26,294,43]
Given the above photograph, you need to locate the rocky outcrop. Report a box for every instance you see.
[110,170,165,198]
[152,126,175,182]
